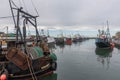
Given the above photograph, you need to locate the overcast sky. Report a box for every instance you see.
[0,0,120,36]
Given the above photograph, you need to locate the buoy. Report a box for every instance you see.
[0,74,7,80]
[32,42,35,47]
[110,43,115,49]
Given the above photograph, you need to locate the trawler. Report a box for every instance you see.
[95,21,114,49]
[0,0,57,79]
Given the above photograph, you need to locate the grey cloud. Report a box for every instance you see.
[0,0,120,28]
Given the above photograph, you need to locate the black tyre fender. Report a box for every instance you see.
[51,62,57,71]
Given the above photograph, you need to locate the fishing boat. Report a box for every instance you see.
[55,34,65,45]
[72,34,82,43]
[46,30,55,46]
[112,32,120,48]
[65,36,72,45]
[95,21,114,49]
[0,0,57,79]
[47,36,56,48]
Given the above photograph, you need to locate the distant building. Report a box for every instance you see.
[0,32,4,34]
[115,32,120,38]
[0,32,5,37]
[7,33,16,37]
[0,32,16,37]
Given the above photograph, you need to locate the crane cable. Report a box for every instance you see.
[30,0,39,17]
[26,23,31,36]
[22,0,29,12]
[26,55,37,80]
[24,21,37,80]
[18,0,22,7]
[0,16,16,19]
[11,0,19,8]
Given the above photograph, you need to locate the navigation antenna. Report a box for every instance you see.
[106,20,111,41]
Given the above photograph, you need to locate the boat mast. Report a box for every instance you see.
[9,0,41,47]
[106,20,111,41]
[9,0,23,46]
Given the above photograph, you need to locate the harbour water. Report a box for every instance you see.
[12,39,120,80]
[53,39,120,80]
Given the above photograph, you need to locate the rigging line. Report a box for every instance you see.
[0,16,17,19]
[30,0,39,17]
[22,0,28,12]
[0,26,7,31]
[26,23,31,36]
[19,0,22,7]
[26,56,37,80]
[9,0,17,27]
[11,0,19,8]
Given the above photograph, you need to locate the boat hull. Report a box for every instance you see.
[0,60,57,79]
[0,47,57,79]
[95,37,113,49]
[66,38,72,45]
[95,42,111,48]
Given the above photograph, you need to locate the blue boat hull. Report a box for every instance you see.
[95,38,111,48]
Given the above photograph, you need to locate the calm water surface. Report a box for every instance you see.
[53,39,120,80]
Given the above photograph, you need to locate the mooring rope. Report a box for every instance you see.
[26,56,37,80]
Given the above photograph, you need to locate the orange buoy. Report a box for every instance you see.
[0,74,7,80]
[32,42,35,46]
[110,43,115,49]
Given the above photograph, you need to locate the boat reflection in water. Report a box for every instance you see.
[40,73,57,80]
[11,73,57,80]
[56,43,65,49]
[95,48,113,69]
